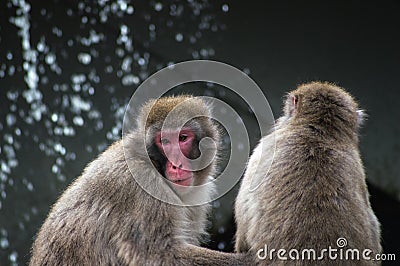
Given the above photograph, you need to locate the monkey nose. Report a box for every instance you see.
[172,164,183,169]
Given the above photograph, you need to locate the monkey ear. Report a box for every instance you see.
[356,109,367,128]
[283,93,300,118]
[291,95,299,109]
[290,94,299,116]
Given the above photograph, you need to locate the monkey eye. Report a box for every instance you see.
[179,134,188,142]
[160,138,170,145]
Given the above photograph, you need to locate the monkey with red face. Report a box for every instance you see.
[156,128,196,186]
[30,95,243,265]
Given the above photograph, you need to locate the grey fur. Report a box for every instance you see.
[235,82,381,265]
[30,96,243,266]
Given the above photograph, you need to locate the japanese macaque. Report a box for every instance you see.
[235,82,381,265]
[30,95,243,265]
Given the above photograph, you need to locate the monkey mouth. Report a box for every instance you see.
[165,161,194,186]
[167,175,193,187]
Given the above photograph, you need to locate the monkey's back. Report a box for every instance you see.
[244,127,380,265]
[236,82,381,265]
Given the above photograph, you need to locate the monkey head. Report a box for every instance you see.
[281,82,365,142]
[138,96,219,192]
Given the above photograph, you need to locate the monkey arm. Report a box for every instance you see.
[176,244,247,266]
[115,241,246,266]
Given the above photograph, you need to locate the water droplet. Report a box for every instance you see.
[138,58,145,66]
[4,135,14,145]
[175,33,183,42]
[52,164,60,174]
[65,152,76,161]
[45,53,56,65]
[31,105,45,121]
[127,6,134,14]
[77,53,91,65]
[192,51,199,59]
[37,41,45,52]
[119,1,127,11]
[73,116,84,126]
[71,74,86,84]
[95,121,103,131]
[200,49,208,57]
[9,251,18,262]
[0,237,9,249]
[120,24,128,35]
[63,127,75,136]
[85,145,93,153]
[222,4,229,12]
[6,90,19,101]
[122,74,140,86]
[0,173,7,182]
[26,182,34,191]
[218,226,225,234]
[105,65,113,73]
[154,3,163,11]
[122,57,132,71]
[22,88,42,103]
[25,68,39,90]
[54,143,66,155]
[52,27,63,37]
[31,206,38,215]
[51,113,58,122]
[6,114,16,126]
[1,162,11,174]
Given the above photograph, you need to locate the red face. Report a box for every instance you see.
[155,129,196,187]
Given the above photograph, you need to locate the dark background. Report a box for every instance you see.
[0,0,399,265]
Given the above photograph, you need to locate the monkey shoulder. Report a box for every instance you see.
[49,139,145,218]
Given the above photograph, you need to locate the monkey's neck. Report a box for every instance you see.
[177,177,216,245]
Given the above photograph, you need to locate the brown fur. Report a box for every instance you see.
[235,82,381,265]
[143,95,211,129]
[30,95,243,265]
